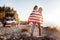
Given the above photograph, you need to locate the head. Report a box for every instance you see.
[33,5,38,11]
[38,7,43,13]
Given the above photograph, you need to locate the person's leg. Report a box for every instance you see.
[31,22,36,37]
[37,23,41,36]
[31,25,35,37]
[3,23,6,27]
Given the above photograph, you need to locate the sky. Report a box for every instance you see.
[0,0,60,26]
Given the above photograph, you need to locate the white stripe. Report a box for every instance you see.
[40,17,43,19]
[29,17,40,19]
[28,20,43,23]
[29,19,38,21]
[29,16,43,19]
[29,19,43,22]
[30,15,42,18]
[32,12,40,14]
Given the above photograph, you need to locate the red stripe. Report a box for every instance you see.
[28,10,43,24]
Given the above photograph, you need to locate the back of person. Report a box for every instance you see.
[28,5,40,24]
[28,5,43,37]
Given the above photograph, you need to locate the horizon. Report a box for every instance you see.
[0,0,60,26]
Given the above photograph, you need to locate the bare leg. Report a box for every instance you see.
[31,25,35,37]
[38,24,41,36]
[31,22,36,37]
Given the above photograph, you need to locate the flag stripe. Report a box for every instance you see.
[28,10,43,24]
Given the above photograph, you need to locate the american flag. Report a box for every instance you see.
[28,10,43,24]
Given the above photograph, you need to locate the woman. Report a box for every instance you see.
[28,5,39,37]
[28,5,43,37]
[37,7,43,36]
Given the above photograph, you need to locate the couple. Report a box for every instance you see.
[28,5,43,37]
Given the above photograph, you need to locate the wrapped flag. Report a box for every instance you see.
[28,9,43,24]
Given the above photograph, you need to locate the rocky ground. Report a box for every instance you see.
[0,25,60,40]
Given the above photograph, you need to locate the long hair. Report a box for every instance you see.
[38,7,43,13]
[33,5,38,10]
